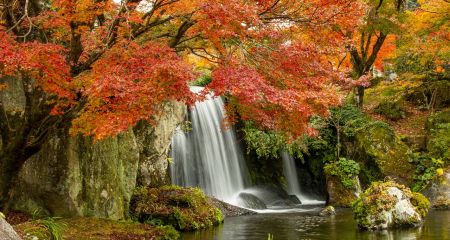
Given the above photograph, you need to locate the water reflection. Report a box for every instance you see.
[182,210,450,240]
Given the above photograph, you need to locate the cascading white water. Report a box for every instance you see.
[281,152,325,205]
[281,151,302,196]
[170,87,248,202]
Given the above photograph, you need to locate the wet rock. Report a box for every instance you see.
[0,217,21,240]
[287,195,302,205]
[326,175,361,207]
[319,206,336,216]
[208,197,257,217]
[236,192,267,210]
[353,181,430,230]
[423,167,450,210]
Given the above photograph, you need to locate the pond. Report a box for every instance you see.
[182,207,450,240]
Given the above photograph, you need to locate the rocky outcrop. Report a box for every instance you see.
[326,175,361,207]
[353,181,429,230]
[0,217,21,240]
[423,167,450,209]
[345,124,415,185]
[1,80,186,220]
[9,102,186,220]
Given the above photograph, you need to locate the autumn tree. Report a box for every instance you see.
[339,0,406,108]
[393,0,449,110]
[0,0,364,206]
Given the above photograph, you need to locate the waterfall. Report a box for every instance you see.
[281,152,302,197]
[281,152,325,205]
[170,87,248,202]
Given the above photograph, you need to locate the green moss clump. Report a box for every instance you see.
[410,192,430,218]
[374,100,406,120]
[129,186,224,231]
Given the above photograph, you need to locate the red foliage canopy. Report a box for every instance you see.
[0,0,365,140]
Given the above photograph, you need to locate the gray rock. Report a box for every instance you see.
[236,192,267,210]
[0,218,21,240]
[423,167,450,209]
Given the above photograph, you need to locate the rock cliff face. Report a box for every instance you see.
[1,76,187,220]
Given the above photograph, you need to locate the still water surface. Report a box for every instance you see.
[183,208,450,240]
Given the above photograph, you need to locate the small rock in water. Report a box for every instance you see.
[319,206,336,216]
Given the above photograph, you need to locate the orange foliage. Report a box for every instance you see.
[0,0,366,140]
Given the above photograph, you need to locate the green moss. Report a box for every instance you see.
[352,123,415,184]
[15,217,179,240]
[352,181,430,230]
[410,192,430,218]
[374,100,406,120]
[129,186,223,231]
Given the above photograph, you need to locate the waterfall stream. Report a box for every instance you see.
[281,152,325,205]
[170,87,249,202]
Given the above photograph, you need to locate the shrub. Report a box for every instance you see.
[324,158,360,188]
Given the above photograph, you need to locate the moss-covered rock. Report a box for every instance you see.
[129,186,224,231]
[374,100,407,121]
[7,102,186,220]
[423,167,450,209]
[326,175,360,207]
[352,181,430,230]
[348,123,415,185]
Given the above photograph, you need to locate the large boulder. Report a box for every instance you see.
[345,124,415,185]
[352,181,430,230]
[0,217,21,240]
[8,101,186,220]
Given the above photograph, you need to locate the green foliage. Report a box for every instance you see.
[242,122,305,160]
[23,217,66,240]
[427,123,450,161]
[130,185,224,231]
[324,158,360,188]
[332,105,392,138]
[0,212,4,219]
[190,73,212,87]
[408,152,445,192]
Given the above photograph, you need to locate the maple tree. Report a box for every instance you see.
[393,0,450,110]
[336,0,406,108]
[0,0,366,205]
[1,0,365,140]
